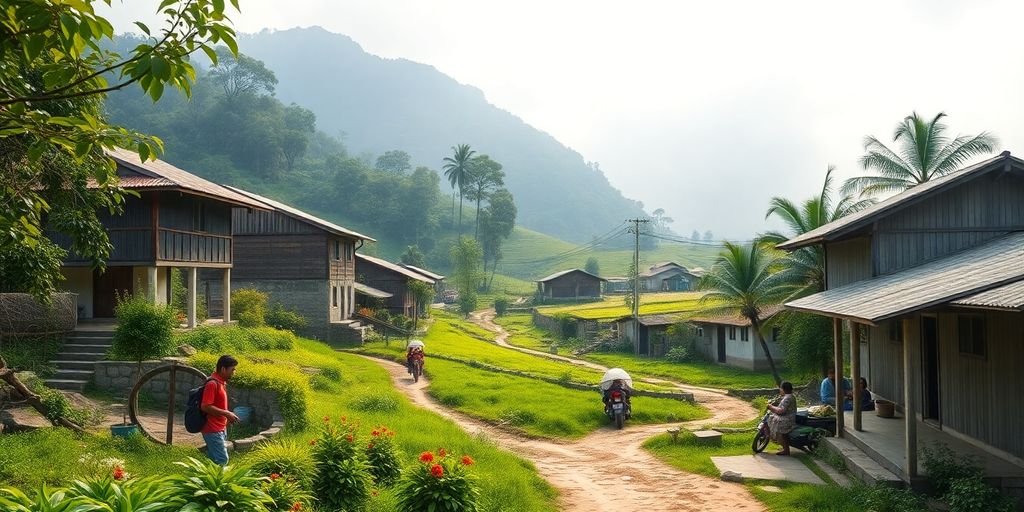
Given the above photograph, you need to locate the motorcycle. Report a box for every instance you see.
[411,358,424,383]
[752,400,826,453]
[605,389,631,429]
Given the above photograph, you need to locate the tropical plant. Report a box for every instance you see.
[249,440,316,491]
[65,475,176,511]
[842,112,997,197]
[395,450,480,512]
[311,418,372,511]
[698,242,793,385]
[442,144,477,235]
[365,425,403,487]
[169,457,273,511]
[263,475,312,512]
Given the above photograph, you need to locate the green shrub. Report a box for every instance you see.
[945,475,1016,512]
[365,425,403,487]
[0,336,63,377]
[32,383,98,427]
[264,476,312,512]
[320,366,343,382]
[923,443,982,495]
[395,450,480,512]
[311,419,372,511]
[457,293,477,318]
[249,440,316,491]
[851,483,927,512]
[190,353,309,431]
[233,289,268,327]
[170,457,273,510]
[493,297,510,316]
[109,293,177,362]
[310,374,333,391]
[175,325,296,353]
[664,345,690,363]
[352,394,400,413]
[266,302,308,332]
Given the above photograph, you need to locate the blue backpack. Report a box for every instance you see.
[184,377,219,433]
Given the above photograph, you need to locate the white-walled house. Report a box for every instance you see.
[690,306,785,371]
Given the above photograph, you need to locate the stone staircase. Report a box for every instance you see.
[330,319,371,344]
[45,327,115,392]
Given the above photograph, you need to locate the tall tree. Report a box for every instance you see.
[699,242,792,385]
[0,0,238,300]
[843,112,997,197]
[465,154,505,240]
[401,245,425,267]
[703,230,713,242]
[584,257,601,277]
[442,144,476,236]
[208,47,278,101]
[479,188,517,289]
[651,208,674,235]
[375,150,412,175]
[450,237,483,316]
[279,104,316,173]
[691,230,701,241]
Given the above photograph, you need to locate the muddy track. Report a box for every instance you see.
[367,356,764,512]
[468,309,755,427]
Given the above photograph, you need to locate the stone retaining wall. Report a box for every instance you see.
[93,359,282,429]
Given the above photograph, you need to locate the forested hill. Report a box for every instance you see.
[236,26,646,243]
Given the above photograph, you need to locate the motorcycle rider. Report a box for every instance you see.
[407,346,425,374]
[602,378,632,417]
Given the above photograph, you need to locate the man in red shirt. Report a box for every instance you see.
[200,355,239,465]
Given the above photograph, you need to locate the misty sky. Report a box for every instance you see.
[99,0,1024,239]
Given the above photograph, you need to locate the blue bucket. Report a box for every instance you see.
[110,424,138,438]
[234,406,254,424]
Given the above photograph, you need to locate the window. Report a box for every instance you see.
[729,326,736,340]
[332,286,338,308]
[740,327,749,341]
[333,240,341,260]
[889,321,903,344]
[193,201,208,231]
[771,327,781,342]
[958,315,986,357]
[696,326,704,338]
[345,242,353,260]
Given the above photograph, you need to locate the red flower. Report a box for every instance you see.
[430,464,444,478]
[112,466,125,481]
[309,439,317,446]
[388,431,395,437]
[419,451,434,463]
[371,430,380,437]
[461,455,475,466]
[368,442,375,449]
[372,490,379,497]
[323,416,330,423]
[290,503,302,511]
[345,434,354,443]
[341,416,347,422]
[270,473,281,480]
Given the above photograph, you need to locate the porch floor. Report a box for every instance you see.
[842,410,1024,480]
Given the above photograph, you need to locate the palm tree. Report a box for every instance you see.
[843,112,997,197]
[699,242,793,385]
[759,166,874,297]
[442,144,476,235]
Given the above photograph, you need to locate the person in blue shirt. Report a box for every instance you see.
[820,368,853,410]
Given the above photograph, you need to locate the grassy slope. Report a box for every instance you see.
[535,292,704,320]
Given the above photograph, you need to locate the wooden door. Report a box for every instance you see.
[93,267,133,317]
[717,326,727,363]
[921,316,941,423]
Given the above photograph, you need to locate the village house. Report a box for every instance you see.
[689,306,784,370]
[603,277,630,293]
[639,262,703,292]
[355,253,436,318]
[536,269,605,301]
[400,264,446,301]
[778,151,1024,499]
[53,148,266,326]
[207,186,376,343]
[613,313,687,356]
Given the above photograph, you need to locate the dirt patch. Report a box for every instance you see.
[366,356,764,512]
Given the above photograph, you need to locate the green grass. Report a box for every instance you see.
[535,292,704,320]
[583,352,784,390]
[494,314,552,351]
[0,335,64,377]
[747,481,860,512]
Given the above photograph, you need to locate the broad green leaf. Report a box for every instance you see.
[133,21,150,35]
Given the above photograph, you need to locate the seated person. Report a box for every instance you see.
[820,368,853,410]
[860,377,875,411]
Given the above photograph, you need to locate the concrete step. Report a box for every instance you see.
[68,335,114,343]
[823,436,904,487]
[51,360,96,371]
[61,344,111,353]
[56,352,106,362]
[53,369,94,380]
[43,379,88,392]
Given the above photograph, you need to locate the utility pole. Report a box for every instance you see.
[626,219,650,334]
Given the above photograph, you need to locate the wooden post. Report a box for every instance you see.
[851,321,862,431]
[166,364,176,444]
[342,283,349,320]
[187,267,197,328]
[833,317,845,437]
[902,317,917,478]
[222,268,231,324]
[146,266,158,303]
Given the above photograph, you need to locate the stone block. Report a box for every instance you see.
[721,470,744,483]
[259,427,280,437]
[693,430,723,447]
[232,435,266,453]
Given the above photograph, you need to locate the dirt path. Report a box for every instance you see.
[369,356,764,512]
[468,309,755,427]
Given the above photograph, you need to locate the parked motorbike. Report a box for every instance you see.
[605,389,631,429]
[753,400,826,453]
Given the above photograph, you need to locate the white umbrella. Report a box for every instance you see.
[406,339,425,349]
[599,368,633,391]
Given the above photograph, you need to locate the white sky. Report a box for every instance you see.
[99,0,1024,238]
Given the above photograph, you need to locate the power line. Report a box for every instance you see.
[500,222,630,265]
[641,231,759,246]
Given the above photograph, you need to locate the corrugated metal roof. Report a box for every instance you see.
[689,305,783,327]
[778,152,1021,250]
[104,148,267,209]
[224,185,375,241]
[952,281,1024,311]
[537,268,606,283]
[637,314,688,326]
[356,253,434,284]
[785,232,1024,324]
[400,264,445,281]
[354,282,393,299]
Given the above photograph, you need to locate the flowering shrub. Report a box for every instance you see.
[249,440,316,491]
[396,449,480,512]
[264,473,312,512]
[311,417,372,511]
[365,425,403,486]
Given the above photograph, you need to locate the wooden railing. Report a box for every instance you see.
[352,312,411,337]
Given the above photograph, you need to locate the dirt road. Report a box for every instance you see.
[369,357,765,512]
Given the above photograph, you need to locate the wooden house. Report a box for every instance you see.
[639,262,703,292]
[689,305,784,370]
[52,148,266,327]
[536,269,605,300]
[614,313,687,356]
[400,264,446,300]
[355,253,435,317]
[215,186,375,343]
[778,151,1024,498]
[604,277,630,294]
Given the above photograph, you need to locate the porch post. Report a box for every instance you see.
[902,318,918,478]
[222,268,231,324]
[851,321,862,431]
[342,284,349,320]
[349,286,355,317]
[187,267,197,328]
[833,317,845,437]
[146,266,158,303]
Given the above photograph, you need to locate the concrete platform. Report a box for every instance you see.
[711,453,826,484]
